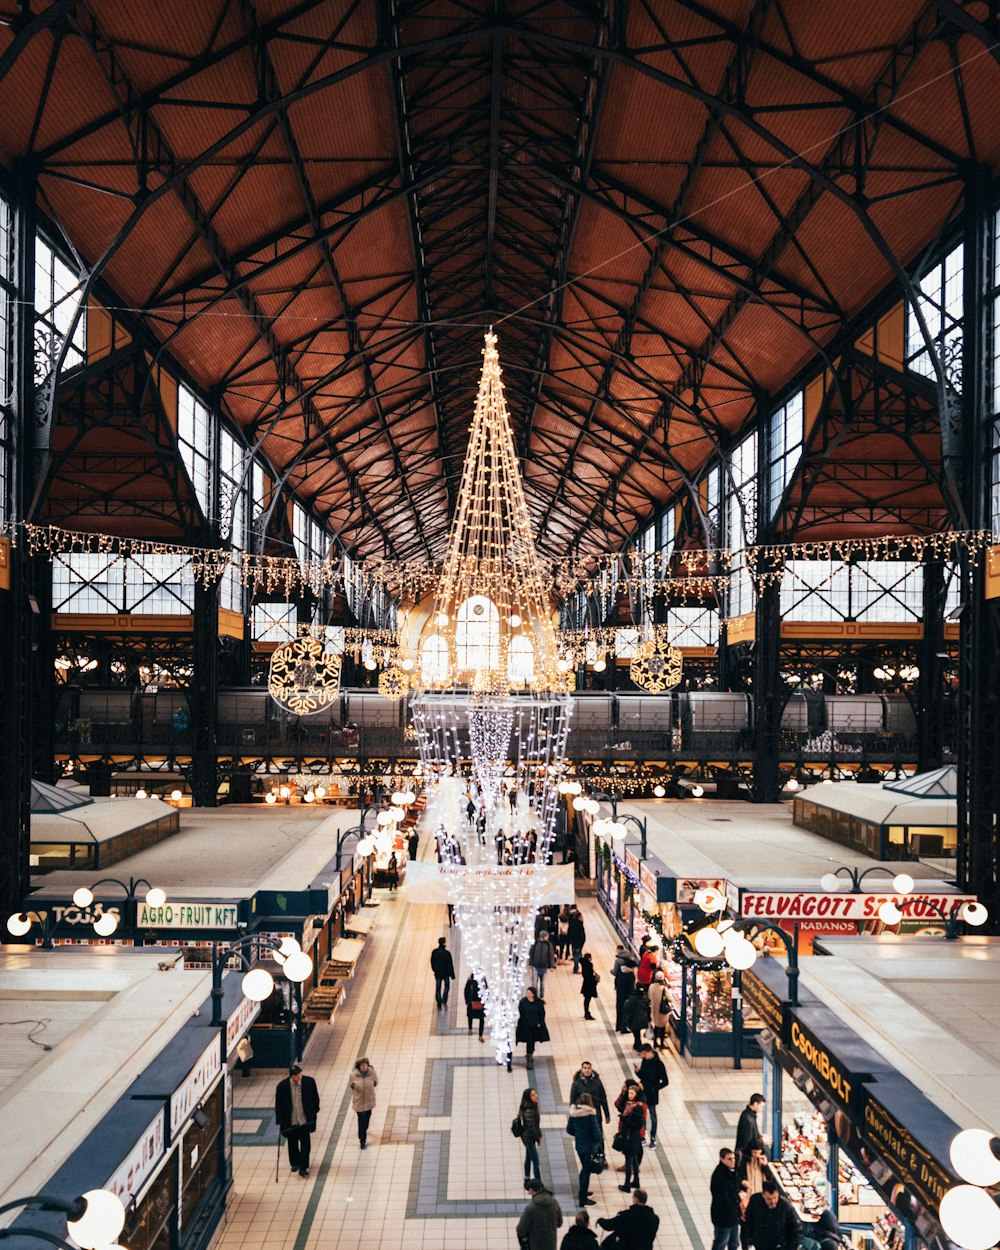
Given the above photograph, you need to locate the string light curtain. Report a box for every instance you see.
[410,330,571,1065]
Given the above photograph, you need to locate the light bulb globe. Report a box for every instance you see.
[691,785,704,798]
[278,936,301,958]
[135,788,147,800]
[725,937,758,971]
[892,873,914,894]
[94,912,119,936]
[171,789,183,802]
[694,927,725,958]
[878,901,903,926]
[241,968,274,1002]
[73,887,94,908]
[265,792,277,804]
[67,1190,126,1249]
[950,1130,1000,1187]
[594,659,606,673]
[6,913,32,937]
[938,1185,1000,1250]
[282,951,313,983]
[962,902,989,927]
[145,887,166,909]
[820,873,841,893]
[653,785,666,798]
[356,837,374,856]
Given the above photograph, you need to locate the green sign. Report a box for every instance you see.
[136,901,239,930]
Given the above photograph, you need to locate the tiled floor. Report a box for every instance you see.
[222,832,758,1250]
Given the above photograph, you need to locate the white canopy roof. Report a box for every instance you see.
[803,780,956,828]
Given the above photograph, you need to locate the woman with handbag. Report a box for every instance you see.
[516,1087,543,1189]
[566,1092,603,1208]
[580,953,599,1021]
[464,973,486,1041]
[516,986,549,1069]
[615,1082,647,1192]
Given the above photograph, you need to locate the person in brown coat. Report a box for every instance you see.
[349,1056,378,1148]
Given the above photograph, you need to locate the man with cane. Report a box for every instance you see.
[275,1064,320,1178]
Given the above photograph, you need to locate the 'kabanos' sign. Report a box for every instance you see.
[740,891,977,922]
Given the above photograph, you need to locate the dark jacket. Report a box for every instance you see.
[745,1193,803,1250]
[517,1191,564,1250]
[735,1104,764,1157]
[560,1225,599,1250]
[635,1054,668,1106]
[580,957,599,997]
[566,1105,602,1157]
[709,1161,741,1226]
[596,1202,660,1250]
[516,995,550,1044]
[275,1074,320,1135]
[520,1100,542,1144]
[464,976,485,1016]
[617,1098,647,1149]
[624,988,651,1032]
[615,966,636,1001]
[569,1070,610,1122]
[530,936,556,971]
[431,945,456,979]
[568,914,586,946]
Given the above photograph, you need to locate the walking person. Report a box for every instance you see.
[529,929,556,998]
[650,970,670,1049]
[580,952,600,1020]
[516,1087,543,1188]
[634,1044,668,1148]
[710,1148,742,1250]
[597,1189,660,1250]
[556,907,571,963]
[407,829,419,860]
[430,936,455,1009]
[624,984,651,1052]
[509,785,518,815]
[567,1092,603,1207]
[464,972,486,1040]
[516,1178,562,1250]
[615,1082,647,1192]
[386,852,399,891]
[569,1061,611,1125]
[466,795,476,826]
[274,1064,320,1177]
[568,908,586,973]
[516,985,549,1069]
[349,1056,378,1149]
[560,1209,599,1250]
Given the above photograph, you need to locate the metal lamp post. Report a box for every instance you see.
[6,876,166,948]
[0,1189,126,1250]
[592,791,648,857]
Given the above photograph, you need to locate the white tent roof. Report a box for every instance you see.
[31,796,175,845]
[803,781,956,828]
[883,764,957,798]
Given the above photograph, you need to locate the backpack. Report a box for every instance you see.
[511,1116,524,1138]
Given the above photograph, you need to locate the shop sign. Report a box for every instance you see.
[105,1107,165,1204]
[225,995,261,1057]
[170,1036,222,1135]
[625,848,641,881]
[741,968,785,1040]
[788,1015,855,1111]
[38,902,122,927]
[639,863,659,901]
[740,891,977,922]
[676,877,727,905]
[861,1089,954,1216]
[136,900,240,930]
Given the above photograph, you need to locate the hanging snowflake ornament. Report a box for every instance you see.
[378,665,409,699]
[630,638,683,692]
[268,635,342,715]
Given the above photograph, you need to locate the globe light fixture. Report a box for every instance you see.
[73,886,95,908]
[356,837,374,856]
[303,790,315,803]
[363,657,377,671]
[557,781,570,795]
[892,873,915,894]
[401,657,414,672]
[315,785,327,799]
[282,950,313,983]
[401,790,416,804]
[389,806,406,823]
[241,967,274,1001]
[878,901,903,926]
[592,818,608,837]
[691,784,704,798]
[265,791,277,804]
[962,901,989,926]
[820,873,844,893]
[572,794,589,811]
[724,935,758,971]
[171,789,183,801]
[93,912,119,936]
[938,1184,1000,1250]
[653,784,666,798]
[391,790,406,805]
[593,658,606,673]
[567,781,583,796]
[145,887,167,908]
[694,926,725,958]
[279,785,291,798]
[6,912,32,937]
[785,776,800,791]
[66,1189,126,1250]
[135,788,147,799]
[376,810,394,826]
[950,1130,1000,1187]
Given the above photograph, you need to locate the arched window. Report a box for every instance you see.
[421,633,449,683]
[508,635,534,685]
[457,595,500,675]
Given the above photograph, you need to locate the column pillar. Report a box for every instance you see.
[916,557,946,773]
[191,577,220,806]
[751,555,782,802]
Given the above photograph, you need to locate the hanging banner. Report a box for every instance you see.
[402,861,575,904]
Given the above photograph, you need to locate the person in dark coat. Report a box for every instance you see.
[735,1094,766,1163]
[517,1086,543,1188]
[560,1209,599,1250]
[624,985,651,1051]
[568,909,586,972]
[614,959,636,1032]
[529,930,557,998]
[634,1044,668,1147]
[615,1082,647,1192]
[386,852,399,891]
[570,1061,611,1123]
[430,936,455,1009]
[580,952,599,1019]
[597,1188,660,1250]
[567,1093,603,1207]
[710,1148,742,1250]
[744,1182,803,1250]
[407,830,419,860]
[515,985,549,1068]
[464,973,486,1039]
[803,1207,842,1250]
[274,1064,320,1177]
[517,1179,562,1250]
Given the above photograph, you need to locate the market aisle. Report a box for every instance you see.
[219,834,755,1250]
